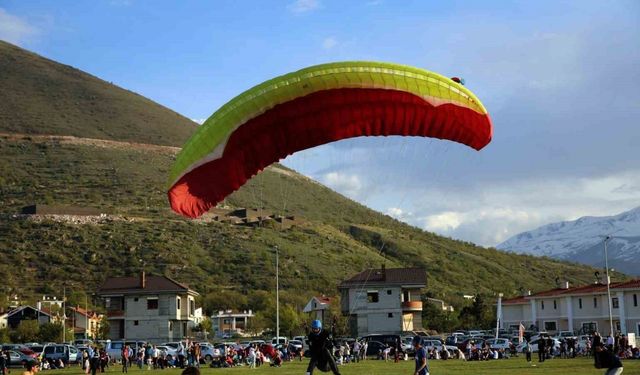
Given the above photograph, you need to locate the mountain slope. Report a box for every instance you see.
[0,40,197,146]
[0,41,618,314]
[497,207,640,275]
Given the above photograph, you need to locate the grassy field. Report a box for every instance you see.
[34,357,638,375]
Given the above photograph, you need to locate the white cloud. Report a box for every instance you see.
[322,37,337,50]
[403,170,640,246]
[321,172,362,199]
[191,118,206,125]
[386,207,413,221]
[287,0,320,14]
[0,8,38,45]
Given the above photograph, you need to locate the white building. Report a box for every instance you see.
[211,310,254,337]
[501,279,640,336]
[303,296,331,322]
[338,266,426,337]
[98,272,199,342]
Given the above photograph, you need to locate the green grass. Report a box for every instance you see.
[35,357,638,375]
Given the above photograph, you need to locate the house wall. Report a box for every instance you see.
[344,285,423,336]
[104,292,196,342]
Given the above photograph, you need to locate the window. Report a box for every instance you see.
[612,297,619,309]
[579,298,582,309]
[168,322,173,331]
[388,313,393,318]
[634,294,637,307]
[553,300,557,310]
[594,298,598,308]
[544,321,557,331]
[189,299,195,315]
[387,290,392,295]
[134,298,139,302]
[541,301,545,310]
[367,292,379,303]
[177,297,181,310]
[147,298,158,310]
[134,320,139,326]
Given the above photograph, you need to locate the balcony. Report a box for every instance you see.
[401,301,422,311]
[106,310,124,318]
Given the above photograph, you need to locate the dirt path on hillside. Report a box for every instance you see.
[0,132,182,154]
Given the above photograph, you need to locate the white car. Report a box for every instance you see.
[485,338,511,350]
[156,346,178,360]
[516,338,560,353]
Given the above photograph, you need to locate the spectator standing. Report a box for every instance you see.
[538,336,546,363]
[412,336,429,375]
[121,345,130,373]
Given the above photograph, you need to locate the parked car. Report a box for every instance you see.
[292,336,307,349]
[361,334,402,351]
[25,344,44,356]
[485,338,511,350]
[6,350,34,367]
[516,338,560,353]
[105,340,125,360]
[156,345,178,360]
[1,344,37,359]
[271,337,288,347]
[456,338,485,352]
[555,331,577,340]
[365,341,387,358]
[42,344,79,364]
[445,335,468,346]
[288,340,303,352]
[198,343,219,363]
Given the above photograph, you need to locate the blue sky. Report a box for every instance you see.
[2,0,639,246]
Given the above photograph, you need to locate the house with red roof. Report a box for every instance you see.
[501,279,640,337]
[68,306,103,339]
[303,295,331,322]
[97,272,199,342]
[338,265,426,337]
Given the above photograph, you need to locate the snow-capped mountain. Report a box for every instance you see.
[497,207,640,276]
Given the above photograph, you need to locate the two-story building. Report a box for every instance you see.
[501,279,640,336]
[338,266,426,337]
[303,296,331,322]
[211,310,255,337]
[98,272,199,342]
[68,306,102,339]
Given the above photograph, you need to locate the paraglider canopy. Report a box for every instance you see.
[168,61,492,218]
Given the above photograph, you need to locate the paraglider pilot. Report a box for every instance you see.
[305,317,341,375]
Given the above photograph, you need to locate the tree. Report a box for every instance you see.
[0,328,10,343]
[13,320,40,342]
[199,317,213,340]
[97,316,110,340]
[245,312,269,337]
[458,294,495,329]
[39,322,63,343]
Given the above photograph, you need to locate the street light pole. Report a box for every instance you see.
[275,245,279,345]
[604,236,614,337]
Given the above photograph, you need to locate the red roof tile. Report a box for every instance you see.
[502,296,528,305]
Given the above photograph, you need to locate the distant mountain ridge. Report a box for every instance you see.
[497,207,640,275]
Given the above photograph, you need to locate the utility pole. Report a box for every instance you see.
[62,286,66,343]
[604,236,614,337]
[275,245,279,346]
[85,293,89,340]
